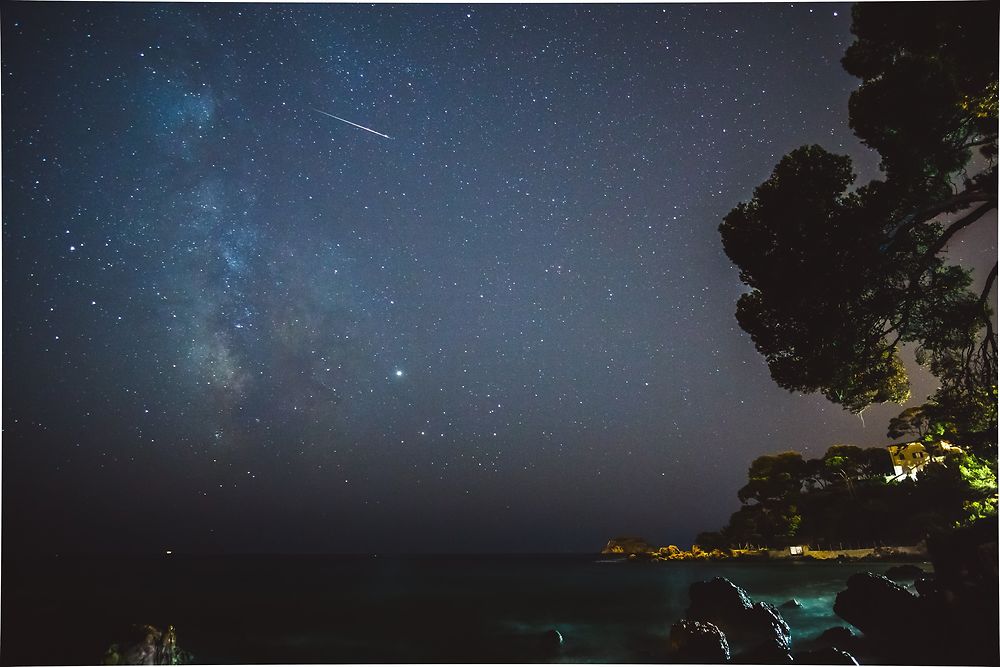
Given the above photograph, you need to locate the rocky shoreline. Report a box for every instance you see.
[650,517,998,664]
[661,566,988,665]
[664,573,929,664]
[602,536,929,563]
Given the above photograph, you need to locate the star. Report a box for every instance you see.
[6,0,990,562]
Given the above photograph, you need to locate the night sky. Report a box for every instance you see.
[3,3,996,555]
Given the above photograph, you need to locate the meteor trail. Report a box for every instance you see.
[311,107,391,139]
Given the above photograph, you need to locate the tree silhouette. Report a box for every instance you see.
[719,4,997,452]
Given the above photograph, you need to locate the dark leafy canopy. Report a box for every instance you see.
[887,406,937,441]
[721,146,914,412]
[737,451,806,506]
[709,446,996,549]
[719,3,998,450]
[843,2,999,198]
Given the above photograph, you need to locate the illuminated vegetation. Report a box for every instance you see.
[698,445,997,549]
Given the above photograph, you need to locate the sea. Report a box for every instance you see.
[0,554,929,664]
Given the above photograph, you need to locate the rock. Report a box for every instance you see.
[744,602,792,653]
[102,625,190,665]
[601,536,652,554]
[812,627,869,664]
[655,545,686,560]
[735,641,794,663]
[794,647,859,665]
[833,572,924,641]
[884,564,925,580]
[538,628,563,652]
[928,514,997,590]
[779,598,801,609]
[924,517,999,665]
[815,626,854,649]
[686,577,791,658]
[669,619,730,663]
[687,577,754,619]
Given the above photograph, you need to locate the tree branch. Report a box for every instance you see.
[923,200,997,262]
[953,263,999,395]
[884,200,996,346]
[961,137,998,150]
[886,188,994,244]
[977,262,998,313]
[976,261,998,380]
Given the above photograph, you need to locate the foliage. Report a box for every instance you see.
[821,444,893,485]
[737,452,806,505]
[718,3,998,452]
[952,452,999,525]
[721,146,918,412]
[693,531,729,551]
[886,406,938,440]
[842,3,999,195]
[713,445,998,548]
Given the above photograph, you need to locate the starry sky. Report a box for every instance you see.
[3,3,996,555]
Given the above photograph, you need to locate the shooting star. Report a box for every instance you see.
[311,107,392,139]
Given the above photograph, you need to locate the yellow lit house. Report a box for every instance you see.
[886,441,963,481]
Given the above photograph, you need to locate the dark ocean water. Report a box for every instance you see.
[1,554,929,664]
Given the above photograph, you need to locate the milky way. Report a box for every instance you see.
[4,3,995,553]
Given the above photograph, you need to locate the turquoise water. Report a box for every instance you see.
[471,558,928,662]
[2,555,929,663]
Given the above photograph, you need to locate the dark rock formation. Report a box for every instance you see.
[923,516,999,665]
[793,647,859,665]
[537,628,563,653]
[833,571,963,664]
[687,577,754,620]
[815,626,854,649]
[928,515,998,591]
[833,572,923,641]
[779,598,801,609]
[668,619,730,663]
[884,563,925,580]
[734,641,794,663]
[827,519,998,666]
[601,536,652,554]
[102,624,190,665]
[686,577,791,659]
